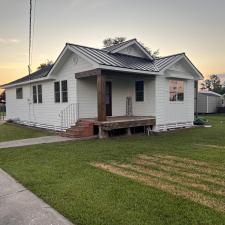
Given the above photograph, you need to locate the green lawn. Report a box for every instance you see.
[1,115,225,225]
[0,123,53,142]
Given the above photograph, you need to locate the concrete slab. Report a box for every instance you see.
[0,169,74,225]
[0,136,74,149]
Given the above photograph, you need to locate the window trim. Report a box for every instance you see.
[37,84,42,103]
[54,81,61,103]
[61,80,68,103]
[16,87,23,99]
[135,80,144,102]
[169,80,184,102]
[32,84,42,104]
[32,86,37,103]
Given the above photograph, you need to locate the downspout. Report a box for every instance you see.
[195,80,198,118]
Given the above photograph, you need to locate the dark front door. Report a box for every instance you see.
[106,81,112,116]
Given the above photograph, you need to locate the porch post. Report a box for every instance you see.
[97,72,106,121]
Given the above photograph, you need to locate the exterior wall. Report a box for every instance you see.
[197,94,221,113]
[6,52,94,130]
[117,45,147,58]
[197,94,207,113]
[76,75,155,119]
[154,75,195,131]
[109,75,155,117]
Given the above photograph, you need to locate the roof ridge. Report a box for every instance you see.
[67,42,108,52]
[102,38,137,51]
[156,52,185,60]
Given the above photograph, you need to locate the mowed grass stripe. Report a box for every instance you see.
[134,159,225,187]
[154,154,225,173]
[138,155,225,178]
[112,162,225,197]
[91,162,225,213]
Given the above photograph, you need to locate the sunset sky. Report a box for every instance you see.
[0,0,225,92]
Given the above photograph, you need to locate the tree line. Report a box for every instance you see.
[201,74,225,95]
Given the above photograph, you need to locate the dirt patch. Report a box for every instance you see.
[196,144,225,150]
[91,162,225,213]
[138,155,225,178]
[134,159,225,187]
[112,162,225,196]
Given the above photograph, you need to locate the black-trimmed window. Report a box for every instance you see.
[135,81,144,102]
[54,82,60,103]
[33,86,37,103]
[33,85,42,103]
[61,80,68,103]
[16,88,23,99]
[169,80,184,102]
[38,85,42,103]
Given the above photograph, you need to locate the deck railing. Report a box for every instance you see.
[59,103,79,130]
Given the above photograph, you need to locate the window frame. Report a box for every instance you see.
[32,86,37,103]
[37,84,42,103]
[54,81,61,103]
[16,87,23,99]
[169,80,184,102]
[61,80,68,103]
[135,80,144,102]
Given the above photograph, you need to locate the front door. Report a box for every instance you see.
[106,81,112,116]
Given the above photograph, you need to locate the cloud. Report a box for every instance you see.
[0,38,20,44]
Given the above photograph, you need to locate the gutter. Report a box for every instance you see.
[1,77,55,89]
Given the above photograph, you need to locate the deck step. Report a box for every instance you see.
[62,120,95,138]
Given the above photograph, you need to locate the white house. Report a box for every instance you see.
[1,39,203,138]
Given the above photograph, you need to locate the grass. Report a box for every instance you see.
[0,123,54,142]
[1,114,225,224]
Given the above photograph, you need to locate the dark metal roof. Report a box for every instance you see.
[4,42,185,87]
[68,43,184,73]
[102,39,137,52]
[4,65,53,86]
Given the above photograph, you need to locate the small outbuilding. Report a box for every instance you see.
[197,91,222,114]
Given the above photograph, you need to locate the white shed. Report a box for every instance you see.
[197,91,222,114]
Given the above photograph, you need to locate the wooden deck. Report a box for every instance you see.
[81,116,156,131]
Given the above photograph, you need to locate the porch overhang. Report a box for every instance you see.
[75,68,157,79]
[75,69,156,122]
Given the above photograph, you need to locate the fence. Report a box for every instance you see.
[0,104,6,120]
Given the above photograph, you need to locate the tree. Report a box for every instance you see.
[200,74,225,94]
[0,90,6,103]
[103,37,160,59]
[37,60,53,70]
[103,37,126,48]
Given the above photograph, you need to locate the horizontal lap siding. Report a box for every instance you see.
[155,76,195,125]
[110,76,155,117]
[6,53,94,129]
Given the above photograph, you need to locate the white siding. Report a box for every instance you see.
[116,44,147,58]
[6,52,94,129]
[154,76,195,130]
[76,75,155,118]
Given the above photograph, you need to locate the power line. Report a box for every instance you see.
[31,0,37,66]
[28,0,32,75]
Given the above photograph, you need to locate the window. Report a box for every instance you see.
[135,81,144,102]
[33,85,42,103]
[54,82,60,103]
[38,85,42,103]
[16,88,23,99]
[61,80,68,102]
[169,80,184,102]
[33,86,37,103]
